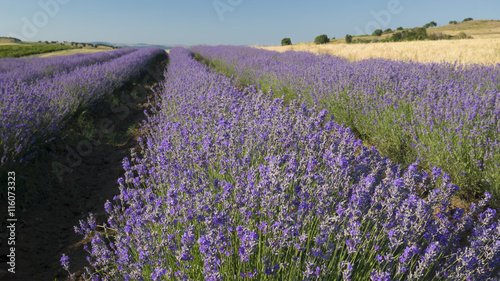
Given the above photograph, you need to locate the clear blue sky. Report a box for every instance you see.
[1,0,499,46]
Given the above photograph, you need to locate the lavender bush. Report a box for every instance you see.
[190,46,500,200]
[69,47,499,280]
[0,47,167,167]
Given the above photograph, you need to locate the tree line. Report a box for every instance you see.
[281,17,474,46]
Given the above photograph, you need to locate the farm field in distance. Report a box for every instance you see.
[259,20,500,64]
[0,15,499,281]
[0,37,115,58]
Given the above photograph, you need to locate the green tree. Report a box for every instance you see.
[372,29,383,36]
[424,21,437,28]
[314,34,329,44]
[463,17,473,22]
[281,38,292,46]
[449,20,458,24]
[389,27,428,42]
[390,32,403,41]
[409,27,427,40]
[345,34,353,44]
[397,26,403,30]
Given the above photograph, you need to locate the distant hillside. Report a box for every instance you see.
[0,37,22,44]
[0,37,175,57]
[427,19,500,39]
[260,20,500,65]
[0,37,177,50]
[0,38,115,58]
[322,19,500,44]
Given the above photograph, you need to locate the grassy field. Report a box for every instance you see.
[429,19,500,39]
[258,20,500,64]
[28,47,114,57]
[0,44,76,58]
[0,37,115,58]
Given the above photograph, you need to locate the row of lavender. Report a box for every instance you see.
[67,47,499,280]
[0,48,136,84]
[190,46,500,200]
[0,47,167,167]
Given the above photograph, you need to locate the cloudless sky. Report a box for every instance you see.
[1,0,499,46]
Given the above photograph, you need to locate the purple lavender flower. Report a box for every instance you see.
[67,46,500,281]
[60,254,70,271]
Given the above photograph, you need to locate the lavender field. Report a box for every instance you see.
[0,47,166,168]
[191,46,500,202]
[60,47,500,280]
[2,1,499,280]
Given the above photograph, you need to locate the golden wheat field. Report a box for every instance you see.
[258,38,500,65]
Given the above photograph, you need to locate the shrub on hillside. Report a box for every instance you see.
[353,38,371,44]
[372,29,383,36]
[410,27,428,40]
[428,32,452,40]
[345,34,353,44]
[458,32,470,39]
[388,27,428,42]
[424,21,437,28]
[390,32,403,41]
[281,38,292,46]
[314,34,329,44]
[463,17,473,22]
[449,20,458,24]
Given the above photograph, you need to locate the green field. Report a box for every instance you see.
[0,44,76,58]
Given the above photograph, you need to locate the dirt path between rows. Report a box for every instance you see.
[0,57,167,280]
